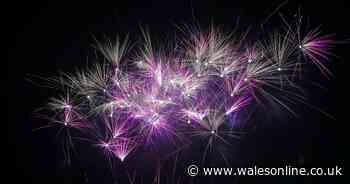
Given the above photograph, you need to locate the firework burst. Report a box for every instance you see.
[34,13,337,183]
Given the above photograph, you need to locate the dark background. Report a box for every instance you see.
[6,0,348,183]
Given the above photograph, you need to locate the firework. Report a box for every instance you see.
[35,13,336,183]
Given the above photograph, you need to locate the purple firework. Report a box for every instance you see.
[35,16,336,183]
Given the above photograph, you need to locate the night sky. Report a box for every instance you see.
[7,0,348,183]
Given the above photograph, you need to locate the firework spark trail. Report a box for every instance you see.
[36,15,336,181]
[299,28,335,77]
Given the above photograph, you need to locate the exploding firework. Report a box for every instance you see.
[33,12,337,184]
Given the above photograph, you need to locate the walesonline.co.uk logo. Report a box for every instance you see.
[187,165,343,177]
